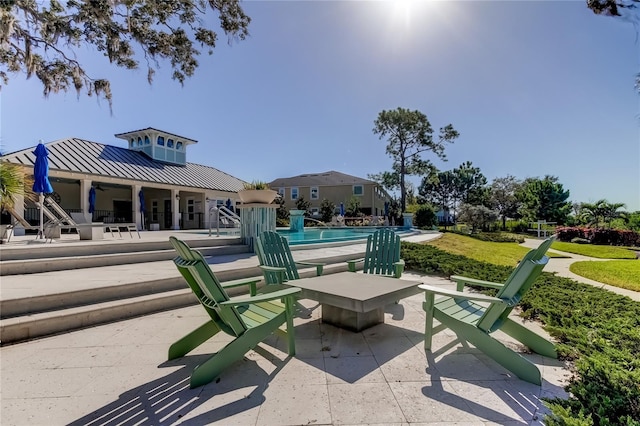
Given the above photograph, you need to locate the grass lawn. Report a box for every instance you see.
[426,233,533,266]
[570,260,640,291]
[551,241,638,259]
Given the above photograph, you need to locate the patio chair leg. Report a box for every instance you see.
[438,314,542,385]
[501,318,557,358]
[423,293,435,351]
[189,320,284,388]
[168,321,221,360]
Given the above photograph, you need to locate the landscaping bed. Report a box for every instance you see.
[402,241,640,425]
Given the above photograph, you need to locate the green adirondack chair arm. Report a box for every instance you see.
[347,228,405,278]
[168,236,301,388]
[420,236,557,385]
[255,230,324,284]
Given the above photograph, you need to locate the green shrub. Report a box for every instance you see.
[414,204,437,229]
[401,241,640,425]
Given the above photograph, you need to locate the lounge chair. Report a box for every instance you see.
[419,236,557,385]
[255,230,325,285]
[347,228,405,278]
[168,236,301,388]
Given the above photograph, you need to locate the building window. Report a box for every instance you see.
[137,137,143,146]
[176,141,183,150]
[278,187,285,197]
[291,187,298,200]
[167,138,174,148]
[151,200,158,222]
[157,136,165,146]
[144,136,150,145]
[310,186,319,200]
[130,138,135,148]
[353,185,364,196]
[187,198,195,221]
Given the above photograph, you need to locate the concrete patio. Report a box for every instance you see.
[0,269,569,425]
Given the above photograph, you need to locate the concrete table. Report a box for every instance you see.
[288,272,423,332]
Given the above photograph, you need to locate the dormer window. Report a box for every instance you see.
[157,136,165,146]
[176,141,183,150]
[137,137,143,147]
[167,138,174,148]
[144,136,150,145]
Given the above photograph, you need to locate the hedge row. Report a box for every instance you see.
[555,226,640,247]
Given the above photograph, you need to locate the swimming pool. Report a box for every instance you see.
[277,227,410,245]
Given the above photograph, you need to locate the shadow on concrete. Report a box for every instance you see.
[67,348,290,425]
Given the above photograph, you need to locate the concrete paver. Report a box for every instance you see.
[3,232,635,425]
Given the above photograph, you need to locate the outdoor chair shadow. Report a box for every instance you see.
[419,337,568,424]
[67,347,290,426]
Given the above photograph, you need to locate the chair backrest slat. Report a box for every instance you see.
[477,237,554,333]
[170,236,247,336]
[256,231,300,284]
[363,228,401,276]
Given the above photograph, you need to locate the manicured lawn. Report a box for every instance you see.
[551,241,637,259]
[426,233,565,266]
[570,260,640,291]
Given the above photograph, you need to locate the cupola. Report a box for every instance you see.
[114,128,197,166]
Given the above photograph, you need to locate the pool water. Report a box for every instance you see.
[277,227,409,245]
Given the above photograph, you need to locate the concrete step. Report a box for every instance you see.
[0,263,350,345]
[0,236,242,261]
[0,244,251,275]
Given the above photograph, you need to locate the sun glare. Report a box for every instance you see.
[389,0,434,30]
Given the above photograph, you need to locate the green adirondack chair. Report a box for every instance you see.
[419,236,557,385]
[347,228,405,278]
[255,230,324,285]
[168,236,301,388]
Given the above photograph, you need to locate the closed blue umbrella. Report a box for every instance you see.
[139,190,145,214]
[139,190,145,230]
[88,186,96,214]
[32,142,54,239]
[340,202,345,216]
[32,142,53,194]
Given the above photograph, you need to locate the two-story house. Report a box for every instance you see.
[268,171,391,217]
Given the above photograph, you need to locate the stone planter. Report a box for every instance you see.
[237,189,277,204]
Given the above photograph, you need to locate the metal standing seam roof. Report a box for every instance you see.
[0,138,246,192]
[268,170,377,188]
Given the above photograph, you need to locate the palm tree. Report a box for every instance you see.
[601,201,627,229]
[579,199,607,229]
[0,162,34,214]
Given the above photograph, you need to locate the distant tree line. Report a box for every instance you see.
[369,107,638,232]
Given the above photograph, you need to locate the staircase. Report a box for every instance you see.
[0,234,360,345]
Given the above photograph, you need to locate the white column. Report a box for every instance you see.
[172,189,181,230]
[133,184,142,230]
[80,179,92,222]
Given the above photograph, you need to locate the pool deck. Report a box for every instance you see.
[0,231,575,425]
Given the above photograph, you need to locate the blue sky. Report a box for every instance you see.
[2,1,639,211]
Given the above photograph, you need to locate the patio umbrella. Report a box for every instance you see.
[139,190,145,229]
[339,202,345,216]
[88,186,96,215]
[32,142,54,239]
